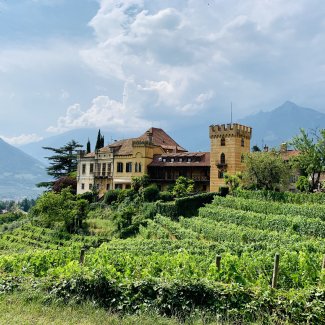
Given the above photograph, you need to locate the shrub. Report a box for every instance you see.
[175,192,217,218]
[158,191,173,202]
[142,184,159,202]
[103,190,119,205]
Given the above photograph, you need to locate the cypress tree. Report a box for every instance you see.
[95,129,102,151]
[86,139,91,154]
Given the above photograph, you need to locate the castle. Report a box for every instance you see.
[77,124,252,195]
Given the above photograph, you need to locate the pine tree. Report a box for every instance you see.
[37,140,82,188]
[86,139,91,154]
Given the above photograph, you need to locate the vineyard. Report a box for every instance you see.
[1,192,325,324]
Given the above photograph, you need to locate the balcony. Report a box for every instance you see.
[216,162,227,168]
[150,175,209,182]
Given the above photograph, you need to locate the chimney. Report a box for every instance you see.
[280,142,287,153]
[146,130,153,143]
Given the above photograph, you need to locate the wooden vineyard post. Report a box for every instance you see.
[216,255,222,271]
[271,253,280,289]
[79,248,86,265]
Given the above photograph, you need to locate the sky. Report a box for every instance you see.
[0,0,325,147]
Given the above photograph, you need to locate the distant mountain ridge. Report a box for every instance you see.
[20,128,112,164]
[0,138,47,200]
[239,101,325,149]
[17,101,325,166]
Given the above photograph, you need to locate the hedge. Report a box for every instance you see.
[149,192,218,220]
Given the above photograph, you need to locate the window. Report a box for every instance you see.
[241,137,245,147]
[221,137,225,146]
[188,158,191,162]
[171,158,174,162]
[179,158,183,162]
[102,163,106,176]
[241,154,244,163]
[106,184,110,191]
[125,184,131,189]
[82,164,86,174]
[89,183,93,190]
[218,171,224,179]
[117,162,123,173]
[138,162,142,173]
[220,153,225,164]
[81,183,85,190]
[89,163,94,174]
[96,163,101,175]
[126,162,132,172]
[115,184,123,190]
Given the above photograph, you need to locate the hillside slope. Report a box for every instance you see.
[0,138,47,200]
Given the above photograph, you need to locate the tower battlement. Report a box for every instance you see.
[209,123,252,139]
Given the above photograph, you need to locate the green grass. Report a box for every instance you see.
[0,293,181,325]
[0,292,296,325]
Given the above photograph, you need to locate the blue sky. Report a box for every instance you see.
[1,0,325,146]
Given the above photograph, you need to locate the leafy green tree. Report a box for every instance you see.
[290,128,325,190]
[224,172,242,193]
[296,176,310,193]
[131,174,150,192]
[38,140,82,188]
[30,188,88,233]
[243,151,291,191]
[172,176,194,198]
[252,145,261,152]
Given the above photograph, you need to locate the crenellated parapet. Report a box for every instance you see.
[209,123,252,139]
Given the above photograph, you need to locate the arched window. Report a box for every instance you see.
[241,137,245,147]
[221,137,225,146]
[220,153,225,164]
[139,162,142,173]
[135,162,138,173]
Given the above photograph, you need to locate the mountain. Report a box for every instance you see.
[0,138,47,200]
[19,128,109,164]
[239,101,325,149]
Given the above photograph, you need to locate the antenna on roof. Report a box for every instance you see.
[230,102,233,124]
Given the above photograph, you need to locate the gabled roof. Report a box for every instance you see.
[138,127,187,152]
[98,127,187,156]
[107,138,136,156]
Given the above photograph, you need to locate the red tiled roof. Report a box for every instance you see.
[96,127,187,156]
[138,127,187,152]
[280,150,300,161]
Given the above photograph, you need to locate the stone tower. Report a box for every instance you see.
[209,123,252,192]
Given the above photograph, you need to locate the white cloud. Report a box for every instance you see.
[47,94,152,133]
[1,133,43,146]
[80,0,325,120]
